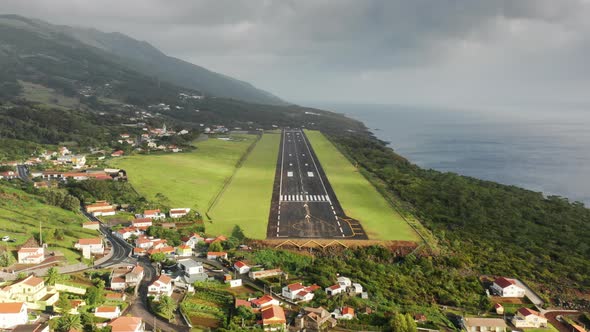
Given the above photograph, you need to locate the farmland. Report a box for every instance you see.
[208,132,280,238]
[109,134,256,216]
[0,184,98,263]
[304,130,418,241]
[180,284,233,329]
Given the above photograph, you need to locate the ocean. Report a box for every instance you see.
[309,103,590,206]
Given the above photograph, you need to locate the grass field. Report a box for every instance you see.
[207,133,280,238]
[0,184,98,263]
[109,135,257,223]
[19,80,78,110]
[304,130,418,241]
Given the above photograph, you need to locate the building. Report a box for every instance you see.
[207,251,228,260]
[85,201,116,217]
[176,259,208,285]
[463,317,507,332]
[512,308,548,328]
[261,305,287,331]
[17,246,44,265]
[333,307,355,320]
[325,284,345,296]
[95,305,121,319]
[147,246,175,256]
[176,244,192,256]
[491,277,525,298]
[75,238,104,259]
[234,261,250,274]
[111,150,124,157]
[148,275,173,299]
[82,221,100,230]
[109,316,145,332]
[249,269,283,280]
[181,233,203,248]
[282,283,320,302]
[143,209,165,220]
[12,323,50,332]
[0,171,17,180]
[0,302,27,329]
[131,218,152,228]
[294,307,337,332]
[169,208,190,218]
[351,283,363,294]
[251,295,280,309]
[0,276,58,310]
[117,227,142,240]
[494,303,504,315]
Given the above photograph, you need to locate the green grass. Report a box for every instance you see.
[304,130,418,241]
[0,184,97,263]
[525,324,559,332]
[19,80,78,110]
[109,135,256,216]
[207,133,280,238]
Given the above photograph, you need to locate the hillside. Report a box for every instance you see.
[0,14,286,106]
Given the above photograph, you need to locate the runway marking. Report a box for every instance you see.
[307,171,314,177]
[289,163,293,166]
[287,171,293,177]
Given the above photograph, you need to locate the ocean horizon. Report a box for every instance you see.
[307,102,590,206]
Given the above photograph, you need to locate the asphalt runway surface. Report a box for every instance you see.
[267,129,367,239]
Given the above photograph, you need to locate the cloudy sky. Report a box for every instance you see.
[3,0,590,106]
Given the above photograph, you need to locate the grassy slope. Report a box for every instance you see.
[208,133,280,238]
[109,135,255,213]
[0,184,98,263]
[305,130,418,241]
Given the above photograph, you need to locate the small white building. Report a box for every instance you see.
[95,305,121,319]
[181,233,203,249]
[83,221,100,230]
[131,218,152,228]
[74,238,104,259]
[169,208,190,218]
[491,277,525,298]
[109,316,145,332]
[325,284,345,296]
[17,247,44,264]
[234,261,250,274]
[143,209,165,220]
[0,302,28,329]
[512,308,548,328]
[337,276,352,287]
[148,275,173,299]
[351,283,363,294]
[207,252,228,260]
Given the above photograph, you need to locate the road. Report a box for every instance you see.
[16,165,31,182]
[80,209,134,268]
[267,129,367,239]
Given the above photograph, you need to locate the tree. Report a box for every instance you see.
[0,250,15,267]
[150,252,166,263]
[231,225,246,241]
[209,241,223,252]
[80,312,94,332]
[56,314,82,332]
[85,279,105,305]
[404,313,417,332]
[56,293,72,314]
[157,295,177,319]
[46,267,59,286]
[390,313,408,332]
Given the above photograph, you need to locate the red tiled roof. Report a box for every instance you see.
[207,251,227,256]
[23,276,44,287]
[517,307,542,317]
[109,316,142,332]
[251,295,275,306]
[77,238,102,245]
[305,284,321,292]
[234,261,247,268]
[96,305,119,313]
[144,209,160,215]
[261,305,286,324]
[342,307,355,316]
[235,299,252,308]
[287,283,304,291]
[329,284,341,290]
[0,302,25,313]
[494,277,516,288]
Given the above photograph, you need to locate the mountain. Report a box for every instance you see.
[0,14,286,105]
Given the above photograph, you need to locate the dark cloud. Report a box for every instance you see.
[2,0,590,104]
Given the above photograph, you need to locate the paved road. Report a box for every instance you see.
[16,165,30,182]
[267,129,367,239]
[544,311,581,332]
[80,209,133,268]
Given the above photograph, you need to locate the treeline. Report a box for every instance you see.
[328,131,590,301]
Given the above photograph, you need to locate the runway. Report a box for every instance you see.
[267,129,367,239]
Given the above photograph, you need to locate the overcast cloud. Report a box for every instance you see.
[3,0,590,106]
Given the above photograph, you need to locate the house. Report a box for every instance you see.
[56,154,86,168]
[133,248,147,256]
[105,293,126,302]
[148,275,173,298]
[234,261,250,274]
[75,238,104,259]
[325,284,345,296]
[333,307,355,320]
[109,316,145,332]
[491,277,525,297]
[0,276,58,310]
[117,227,142,240]
[12,323,50,332]
[463,317,507,332]
[169,208,190,218]
[282,283,320,302]
[512,308,547,328]
[0,171,17,180]
[83,221,100,230]
[337,276,352,288]
[17,246,44,264]
[58,146,70,156]
[176,259,208,285]
[294,306,337,332]
[95,305,121,319]
[143,209,165,220]
[249,269,283,280]
[176,244,193,256]
[131,218,152,228]
[351,283,363,294]
[251,295,280,309]
[85,201,116,217]
[261,305,286,331]
[147,246,175,256]
[205,235,227,244]
[0,302,27,329]
[110,277,126,291]
[126,265,144,286]
[181,233,203,248]
[494,303,504,315]
[235,299,252,309]
[207,251,228,260]
[111,150,124,157]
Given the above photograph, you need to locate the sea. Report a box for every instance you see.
[308,102,590,206]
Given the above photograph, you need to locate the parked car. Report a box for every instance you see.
[1,236,10,242]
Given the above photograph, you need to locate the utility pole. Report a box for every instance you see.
[39,221,43,246]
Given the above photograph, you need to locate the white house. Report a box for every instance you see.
[131,218,152,228]
[116,227,142,240]
[17,247,44,264]
[181,233,203,249]
[125,265,145,286]
[250,295,280,309]
[148,275,173,299]
[234,261,250,274]
[512,308,548,328]
[207,252,228,260]
[333,307,355,320]
[282,283,321,302]
[0,302,27,329]
[110,277,126,291]
[95,305,121,319]
[169,208,190,218]
[337,276,352,288]
[491,277,525,297]
[464,318,507,332]
[74,238,104,259]
[351,283,363,294]
[325,284,345,296]
[83,221,100,230]
[109,316,145,332]
[143,209,165,220]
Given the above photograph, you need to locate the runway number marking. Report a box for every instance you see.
[287,171,293,177]
[307,172,314,177]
